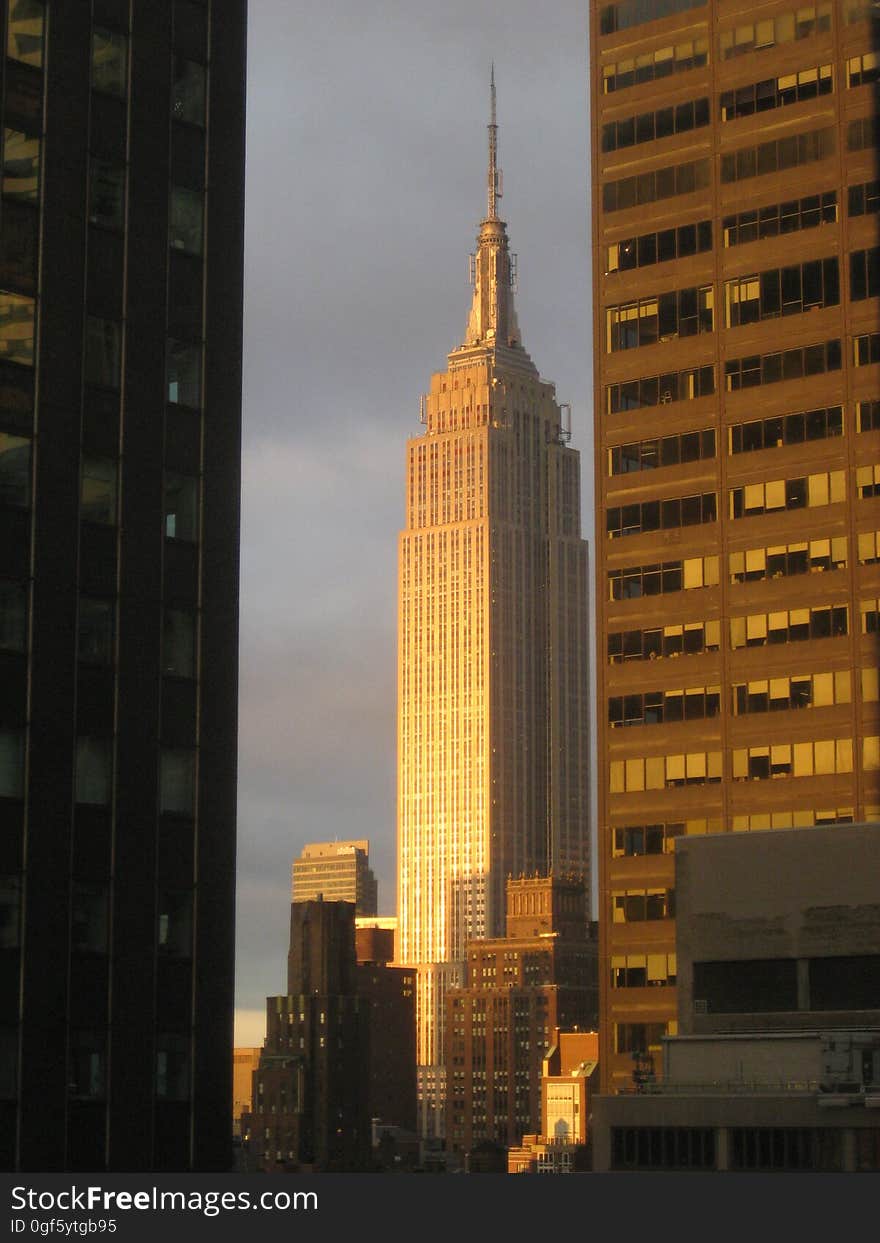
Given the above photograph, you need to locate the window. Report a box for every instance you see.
[612,889,675,923]
[854,331,880,367]
[172,57,206,126]
[607,492,716,538]
[163,609,196,677]
[606,365,714,415]
[607,221,712,274]
[721,127,834,183]
[69,1035,105,1100]
[730,604,848,648]
[0,431,29,506]
[613,820,718,857]
[600,0,704,35]
[156,1036,190,1100]
[75,737,112,805]
[720,5,831,59]
[851,247,880,301]
[609,751,721,792]
[857,464,880,499]
[169,186,203,255]
[0,729,24,798]
[163,473,199,541]
[91,28,127,97]
[607,286,713,351]
[733,671,850,715]
[71,884,108,954]
[602,98,709,152]
[2,128,39,200]
[848,180,880,218]
[847,52,880,88]
[729,537,847,583]
[608,555,718,601]
[160,748,195,815]
[0,199,38,296]
[859,531,880,564]
[611,953,677,987]
[6,1,45,68]
[0,581,26,651]
[725,339,840,392]
[720,64,832,122]
[725,258,839,326]
[602,38,708,94]
[167,338,201,407]
[730,407,842,453]
[609,619,720,663]
[88,160,125,230]
[158,890,192,957]
[730,471,844,518]
[78,598,114,664]
[610,429,715,475]
[0,291,35,366]
[859,401,880,432]
[724,192,837,247]
[847,116,880,153]
[733,739,853,781]
[609,685,720,727]
[80,457,117,525]
[603,159,710,213]
[84,316,121,388]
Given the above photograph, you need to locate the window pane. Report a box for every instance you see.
[85,317,121,388]
[160,748,195,815]
[0,581,26,651]
[164,472,199,542]
[80,457,117,525]
[163,609,196,677]
[0,432,30,506]
[78,598,115,664]
[0,729,24,797]
[7,0,44,67]
[1,199,39,295]
[167,339,201,407]
[172,58,206,126]
[3,129,40,200]
[0,292,35,366]
[169,186,203,255]
[89,160,125,230]
[75,737,112,805]
[91,29,127,97]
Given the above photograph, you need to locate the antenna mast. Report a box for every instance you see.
[488,64,502,219]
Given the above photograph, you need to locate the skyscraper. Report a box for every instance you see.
[590,0,880,1092]
[292,838,379,915]
[396,75,591,1137]
[0,1,245,1169]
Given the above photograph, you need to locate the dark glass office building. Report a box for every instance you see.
[0,0,245,1170]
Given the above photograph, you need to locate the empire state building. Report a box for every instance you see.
[396,76,591,1137]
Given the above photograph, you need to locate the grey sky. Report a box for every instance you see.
[236,0,594,1040]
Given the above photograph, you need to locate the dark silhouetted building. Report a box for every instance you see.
[355,921,416,1134]
[249,900,371,1173]
[0,0,246,1171]
[445,876,597,1161]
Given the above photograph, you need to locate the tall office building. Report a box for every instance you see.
[397,77,591,1136]
[0,1,246,1169]
[590,0,880,1092]
[291,839,378,915]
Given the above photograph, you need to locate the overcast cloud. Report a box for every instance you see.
[236,1,594,1044]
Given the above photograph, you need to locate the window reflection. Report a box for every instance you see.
[167,339,201,407]
[0,730,24,798]
[160,748,195,815]
[85,316,121,388]
[78,597,115,664]
[0,291,35,365]
[169,186,203,254]
[0,581,26,651]
[164,473,199,541]
[0,432,30,506]
[80,457,117,525]
[172,58,206,125]
[89,160,125,230]
[91,28,127,97]
[163,609,196,677]
[75,736,112,805]
[6,0,44,67]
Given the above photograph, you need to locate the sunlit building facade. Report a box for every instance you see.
[397,79,591,1136]
[590,0,880,1093]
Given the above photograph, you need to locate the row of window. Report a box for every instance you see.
[731,604,848,648]
[612,820,721,857]
[601,37,708,95]
[733,671,851,715]
[722,191,837,247]
[603,159,709,214]
[606,221,712,275]
[606,286,713,352]
[721,127,833,184]
[612,889,675,923]
[608,429,714,476]
[609,752,722,793]
[611,954,677,988]
[729,537,847,583]
[730,406,842,454]
[719,5,831,60]
[725,338,840,391]
[847,52,880,89]
[730,470,845,519]
[599,0,703,36]
[851,246,880,302]
[725,258,839,327]
[605,365,715,416]
[606,492,717,539]
[608,620,720,664]
[731,809,858,832]
[720,64,832,123]
[601,97,709,153]
[609,686,720,728]
[732,737,858,780]
[607,556,719,601]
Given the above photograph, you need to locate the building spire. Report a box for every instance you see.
[488,63,500,220]
[460,67,525,354]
